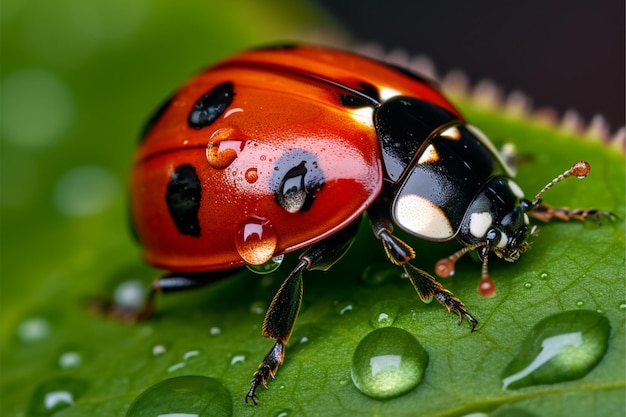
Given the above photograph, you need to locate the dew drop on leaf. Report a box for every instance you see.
[58,351,82,369]
[351,327,429,399]
[113,279,145,309]
[29,377,88,415]
[501,310,610,390]
[229,351,247,366]
[335,301,354,315]
[249,300,266,315]
[152,344,166,356]
[369,300,398,328]
[17,317,51,343]
[272,408,292,417]
[126,376,232,417]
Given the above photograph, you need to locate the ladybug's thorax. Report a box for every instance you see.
[385,118,530,262]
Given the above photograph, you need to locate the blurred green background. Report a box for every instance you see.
[1,1,624,416]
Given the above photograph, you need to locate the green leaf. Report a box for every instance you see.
[1,1,624,417]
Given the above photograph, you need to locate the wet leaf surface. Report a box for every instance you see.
[1,2,624,417]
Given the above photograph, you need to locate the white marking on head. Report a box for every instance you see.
[469,212,493,238]
[394,194,454,239]
[497,232,508,248]
[524,213,530,225]
[507,179,525,199]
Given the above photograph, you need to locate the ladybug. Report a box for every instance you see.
[128,45,611,404]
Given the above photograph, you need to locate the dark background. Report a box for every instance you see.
[314,0,625,134]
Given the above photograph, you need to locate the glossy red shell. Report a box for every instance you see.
[131,46,461,272]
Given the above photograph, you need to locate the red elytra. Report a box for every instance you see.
[131,45,462,272]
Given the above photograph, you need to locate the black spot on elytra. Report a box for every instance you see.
[272,152,325,213]
[140,94,174,142]
[188,82,235,129]
[166,164,202,237]
[339,82,380,108]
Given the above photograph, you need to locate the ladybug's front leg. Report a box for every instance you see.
[368,207,477,330]
[246,219,361,405]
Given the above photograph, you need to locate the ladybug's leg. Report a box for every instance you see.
[89,270,237,322]
[246,219,361,405]
[528,202,616,223]
[368,208,477,330]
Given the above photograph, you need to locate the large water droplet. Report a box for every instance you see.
[501,310,610,390]
[235,216,277,265]
[29,377,88,415]
[206,128,245,170]
[247,255,284,275]
[351,327,429,399]
[126,376,232,417]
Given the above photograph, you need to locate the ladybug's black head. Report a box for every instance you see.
[458,176,532,262]
[434,160,592,296]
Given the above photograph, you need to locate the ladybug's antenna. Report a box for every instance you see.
[434,241,486,278]
[435,242,498,297]
[528,161,591,206]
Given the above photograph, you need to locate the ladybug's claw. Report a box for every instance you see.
[246,362,272,405]
[403,263,478,331]
[245,382,260,405]
[246,341,284,405]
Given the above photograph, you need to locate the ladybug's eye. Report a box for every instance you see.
[485,229,500,243]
